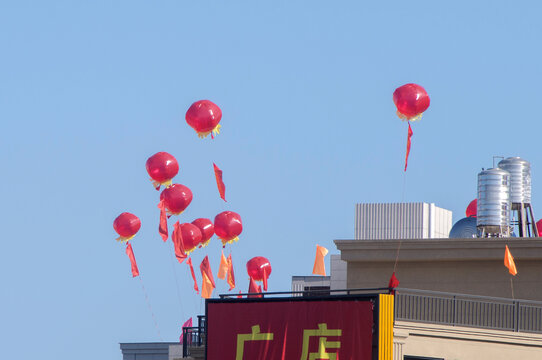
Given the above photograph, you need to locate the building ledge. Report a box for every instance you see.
[395,321,542,347]
[335,237,542,262]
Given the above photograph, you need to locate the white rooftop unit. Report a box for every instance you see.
[355,202,452,239]
[291,255,346,296]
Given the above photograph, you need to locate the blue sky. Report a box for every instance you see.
[2,1,542,359]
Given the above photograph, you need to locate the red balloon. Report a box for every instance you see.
[214,211,243,245]
[185,100,222,138]
[466,199,477,218]
[192,218,214,247]
[246,256,272,281]
[113,212,141,241]
[180,223,202,254]
[393,83,430,120]
[160,184,193,215]
[146,152,179,186]
[536,219,542,237]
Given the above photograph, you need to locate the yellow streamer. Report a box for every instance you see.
[116,234,135,243]
[221,236,239,246]
[397,110,423,122]
[197,124,222,139]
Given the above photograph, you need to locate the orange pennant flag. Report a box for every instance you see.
[186,258,199,293]
[504,245,518,276]
[227,254,236,290]
[201,272,214,299]
[312,244,329,276]
[172,221,187,264]
[213,163,226,202]
[158,200,168,242]
[125,243,139,277]
[217,251,228,280]
[200,256,216,299]
[248,276,262,298]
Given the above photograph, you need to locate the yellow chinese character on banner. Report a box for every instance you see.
[235,325,274,360]
[300,323,342,360]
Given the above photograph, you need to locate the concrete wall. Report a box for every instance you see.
[120,342,179,360]
[394,321,542,360]
[330,254,347,291]
[336,237,542,301]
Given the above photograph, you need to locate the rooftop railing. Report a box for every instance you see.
[394,288,542,333]
[218,287,391,299]
[181,315,206,358]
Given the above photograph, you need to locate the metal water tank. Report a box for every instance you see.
[497,157,531,204]
[477,168,511,235]
[449,217,478,238]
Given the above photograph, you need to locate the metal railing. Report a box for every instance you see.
[218,287,391,299]
[395,288,542,333]
[182,315,206,358]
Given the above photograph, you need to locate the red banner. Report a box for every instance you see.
[206,299,373,360]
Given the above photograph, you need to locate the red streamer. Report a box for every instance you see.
[213,163,226,202]
[186,258,199,293]
[126,243,140,277]
[158,200,168,242]
[404,122,413,171]
[172,221,187,264]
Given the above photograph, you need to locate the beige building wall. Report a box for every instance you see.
[394,321,542,360]
[336,237,542,301]
[330,254,347,291]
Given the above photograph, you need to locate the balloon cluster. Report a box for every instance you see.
[112,99,272,297]
[111,84,434,297]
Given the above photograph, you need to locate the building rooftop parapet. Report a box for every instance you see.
[335,237,542,262]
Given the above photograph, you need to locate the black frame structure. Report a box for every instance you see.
[204,288,392,360]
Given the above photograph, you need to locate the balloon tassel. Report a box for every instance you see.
[397,110,423,122]
[196,124,221,139]
[221,236,239,247]
[116,234,136,243]
[200,238,211,248]
[151,179,173,191]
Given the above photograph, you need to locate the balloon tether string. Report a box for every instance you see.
[138,276,163,341]
[394,161,408,273]
[168,247,185,320]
